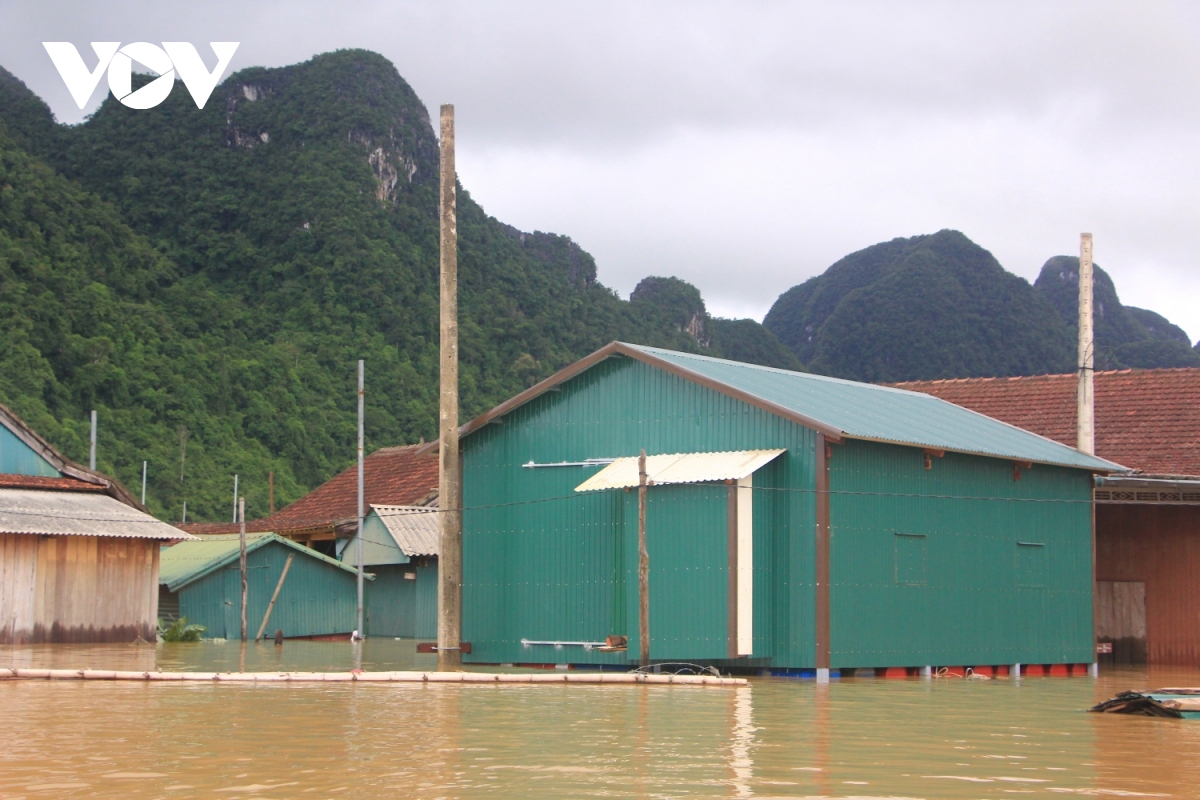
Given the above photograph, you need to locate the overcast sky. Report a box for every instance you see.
[4,1,1199,342]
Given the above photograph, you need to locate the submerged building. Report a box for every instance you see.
[0,403,192,643]
[455,343,1121,673]
[340,505,439,639]
[897,367,1200,666]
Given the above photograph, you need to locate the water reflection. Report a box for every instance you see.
[1,642,1198,798]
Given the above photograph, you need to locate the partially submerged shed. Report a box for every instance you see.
[456,343,1121,672]
[0,403,192,643]
[159,533,369,639]
[341,505,438,639]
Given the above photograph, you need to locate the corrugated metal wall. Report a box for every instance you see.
[829,439,1094,668]
[364,561,438,639]
[0,534,158,643]
[463,356,819,665]
[1097,505,1200,665]
[179,541,357,639]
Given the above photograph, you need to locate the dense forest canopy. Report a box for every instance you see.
[0,51,793,521]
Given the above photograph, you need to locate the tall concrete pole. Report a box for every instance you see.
[355,359,365,641]
[89,410,97,470]
[437,103,463,672]
[1077,233,1095,455]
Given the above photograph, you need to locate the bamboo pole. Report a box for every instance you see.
[356,359,365,641]
[638,449,650,666]
[256,553,295,641]
[239,497,247,641]
[437,103,463,671]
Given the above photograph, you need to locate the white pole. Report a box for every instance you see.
[356,359,365,641]
[232,474,239,523]
[1077,233,1095,455]
[182,500,187,524]
[89,410,97,470]
[141,461,147,505]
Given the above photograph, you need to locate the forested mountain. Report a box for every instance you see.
[0,51,792,522]
[763,231,1076,382]
[764,230,1199,382]
[1034,257,1200,369]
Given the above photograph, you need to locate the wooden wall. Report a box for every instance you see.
[0,534,159,643]
[1097,504,1200,665]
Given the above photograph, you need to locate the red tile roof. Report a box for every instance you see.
[179,444,439,535]
[0,474,107,492]
[892,368,1200,477]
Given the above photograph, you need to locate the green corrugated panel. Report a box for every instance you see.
[176,539,360,638]
[160,533,362,592]
[0,425,60,476]
[624,345,1123,472]
[828,439,1094,668]
[463,356,819,666]
[363,561,437,639]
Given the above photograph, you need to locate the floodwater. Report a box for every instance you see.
[2,642,1198,799]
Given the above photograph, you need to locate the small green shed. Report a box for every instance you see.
[457,342,1123,672]
[340,505,439,639]
[160,533,369,639]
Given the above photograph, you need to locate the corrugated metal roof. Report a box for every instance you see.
[622,344,1124,472]
[371,505,439,557]
[0,489,195,540]
[159,533,366,592]
[575,450,785,492]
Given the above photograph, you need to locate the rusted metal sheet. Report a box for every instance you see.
[574,450,785,492]
[0,533,159,643]
[0,489,192,540]
[1097,504,1200,665]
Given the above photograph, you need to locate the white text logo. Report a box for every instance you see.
[42,42,240,110]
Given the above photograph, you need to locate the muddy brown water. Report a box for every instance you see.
[1,641,1197,798]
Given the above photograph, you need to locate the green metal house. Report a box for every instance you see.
[340,505,438,639]
[456,343,1123,673]
[160,533,369,639]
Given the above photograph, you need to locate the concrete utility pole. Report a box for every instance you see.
[437,103,463,672]
[355,359,365,641]
[1077,233,1095,455]
[239,497,247,641]
[638,449,650,666]
[232,474,239,523]
[89,410,97,470]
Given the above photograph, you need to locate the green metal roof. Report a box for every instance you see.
[622,344,1123,472]
[159,533,369,592]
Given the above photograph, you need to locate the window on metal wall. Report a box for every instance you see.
[894,532,927,586]
[1016,542,1046,588]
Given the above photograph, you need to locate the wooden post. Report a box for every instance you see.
[1077,232,1095,455]
[268,471,275,515]
[437,103,463,672]
[256,553,295,640]
[239,497,247,641]
[638,449,650,666]
[356,359,365,641]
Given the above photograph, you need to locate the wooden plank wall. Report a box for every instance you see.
[0,534,159,643]
[1096,505,1200,665]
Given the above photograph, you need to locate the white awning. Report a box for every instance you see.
[574,449,785,492]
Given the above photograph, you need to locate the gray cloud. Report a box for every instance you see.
[3,0,1198,339]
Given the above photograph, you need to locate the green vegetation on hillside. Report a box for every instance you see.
[0,53,793,521]
[1034,256,1200,369]
[764,231,1076,382]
